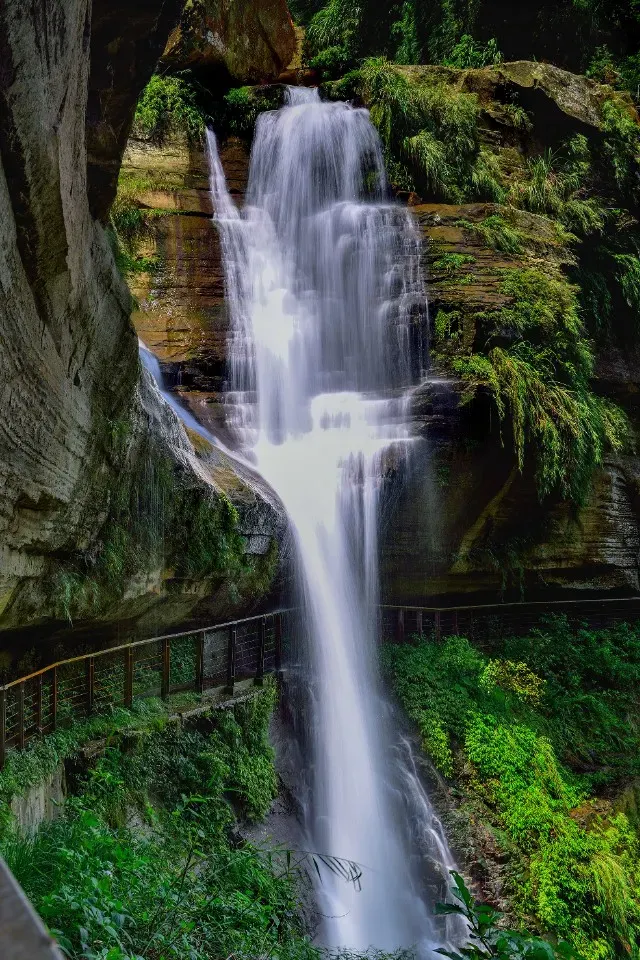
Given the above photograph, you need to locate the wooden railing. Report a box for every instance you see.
[3,595,640,769]
[380,596,640,645]
[0,609,296,770]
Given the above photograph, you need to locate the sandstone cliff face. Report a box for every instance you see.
[161,0,296,82]
[121,68,640,608]
[0,0,286,646]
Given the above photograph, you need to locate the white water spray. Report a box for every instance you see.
[207,88,456,954]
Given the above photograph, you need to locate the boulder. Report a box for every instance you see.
[160,0,297,83]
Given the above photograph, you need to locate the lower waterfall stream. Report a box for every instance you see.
[205,87,461,955]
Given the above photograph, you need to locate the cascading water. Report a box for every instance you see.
[207,87,458,954]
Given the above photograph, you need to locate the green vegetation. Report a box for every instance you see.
[384,616,640,960]
[212,85,285,141]
[332,59,504,202]
[437,872,577,959]
[298,0,640,84]
[434,266,628,501]
[0,686,322,960]
[133,74,206,145]
[443,35,502,69]
[49,436,276,624]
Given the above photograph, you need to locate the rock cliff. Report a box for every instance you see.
[123,63,640,607]
[0,0,288,649]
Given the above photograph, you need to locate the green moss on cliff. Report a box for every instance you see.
[435,267,628,501]
[50,423,274,624]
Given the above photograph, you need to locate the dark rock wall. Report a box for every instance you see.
[0,0,139,625]
[0,1,286,643]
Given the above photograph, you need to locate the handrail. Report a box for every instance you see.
[0,856,64,958]
[0,607,295,691]
[2,596,639,768]
[0,608,295,768]
[380,595,640,613]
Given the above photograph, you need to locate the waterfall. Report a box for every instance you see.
[207,88,457,955]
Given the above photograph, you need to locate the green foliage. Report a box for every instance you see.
[433,253,477,275]
[351,58,506,202]
[1,689,306,960]
[444,35,503,68]
[133,74,206,145]
[436,871,578,960]
[458,215,523,253]
[385,618,640,958]
[601,98,640,198]
[439,267,628,501]
[613,253,640,312]
[507,137,605,236]
[217,85,284,139]
[479,659,546,705]
[0,700,170,819]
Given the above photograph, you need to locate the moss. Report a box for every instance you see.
[435,267,629,501]
[49,430,275,623]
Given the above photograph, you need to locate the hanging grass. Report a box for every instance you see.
[439,268,629,501]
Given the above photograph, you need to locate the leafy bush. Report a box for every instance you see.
[1,688,307,960]
[385,618,640,959]
[345,58,507,202]
[437,871,578,959]
[133,74,206,145]
[444,35,502,68]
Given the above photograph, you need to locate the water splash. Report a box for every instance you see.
[208,87,456,954]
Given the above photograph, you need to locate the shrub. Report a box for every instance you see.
[133,74,206,144]
[444,34,503,68]
[385,619,640,959]
[0,689,305,960]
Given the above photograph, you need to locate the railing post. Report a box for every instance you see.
[226,624,237,694]
[17,682,25,751]
[396,609,405,644]
[124,647,133,708]
[274,614,283,671]
[453,611,459,635]
[86,657,95,716]
[51,667,57,731]
[434,610,441,642]
[0,689,6,771]
[195,633,205,694]
[256,617,266,685]
[416,609,423,638]
[35,675,43,734]
[161,637,170,699]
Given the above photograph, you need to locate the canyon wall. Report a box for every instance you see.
[0,0,294,648]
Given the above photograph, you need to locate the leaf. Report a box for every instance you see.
[451,870,474,908]
[435,903,467,916]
